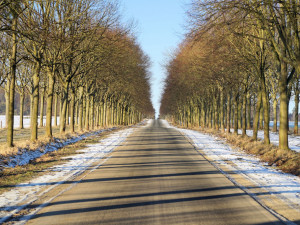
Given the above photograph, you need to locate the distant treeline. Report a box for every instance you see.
[160,0,299,150]
[0,0,154,147]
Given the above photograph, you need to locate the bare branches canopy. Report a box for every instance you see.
[0,0,154,148]
[160,0,300,150]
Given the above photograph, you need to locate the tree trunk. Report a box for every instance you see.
[226,92,231,134]
[242,93,247,136]
[201,102,205,127]
[122,105,126,126]
[60,83,69,134]
[5,81,9,128]
[238,99,242,129]
[123,106,127,125]
[231,103,234,128]
[70,89,75,133]
[273,99,278,132]
[110,99,114,125]
[78,86,84,131]
[214,95,219,130]
[90,95,94,129]
[110,100,114,126]
[39,87,45,127]
[103,101,107,127]
[247,94,251,129]
[75,100,78,126]
[7,14,18,147]
[85,94,90,130]
[99,105,102,127]
[96,105,99,127]
[207,107,211,128]
[294,83,299,135]
[59,92,63,126]
[114,101,118,125]
[259,104,263,130]
[209,105,212,128]
[220,89,224,132]
[30,94,33,126]
[82,96,86,127]
[253,91,262,140]
[118,103,121,125]
[100,102,104,126]
[19,92,24,129]
[127,110,130,126]
[31,61,41,141]
[107,104,110,126]
[234,94,239,135]
[116,103,119,126]
[46,70,55,137]
[66,101,69,125]
[279,60,289,149]
[54,92,58,127]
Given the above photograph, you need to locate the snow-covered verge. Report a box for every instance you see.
[160,120,300,224]
[0,128,116,169]
[0,120,151,169]
[230,129,300,153]
[0,125,138,224]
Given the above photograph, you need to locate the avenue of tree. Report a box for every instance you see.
[160,0,299,150]
[0,0,154,147]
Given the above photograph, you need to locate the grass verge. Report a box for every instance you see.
[0,125,118,156]
[182,126,300,177]
[0,128,117,195]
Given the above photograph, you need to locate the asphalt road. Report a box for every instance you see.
[26,120,283,225]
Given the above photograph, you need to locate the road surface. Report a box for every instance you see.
[26,120,283,225]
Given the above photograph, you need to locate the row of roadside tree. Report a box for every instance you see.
[160,0,299,150]
[0,0,154,147]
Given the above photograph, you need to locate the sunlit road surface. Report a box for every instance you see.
[27,120,283,225]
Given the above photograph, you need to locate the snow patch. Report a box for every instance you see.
[0,127,135,223]
[159,119,172,128]
[2,128,116,169]
[162,120,300,214]
[146,119,153,127]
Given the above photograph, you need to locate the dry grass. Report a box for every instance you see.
[0,129,116,194]
[189,127,300,176]
[0,125,116,156]
[0,142,83,194]
[225,134,300,175]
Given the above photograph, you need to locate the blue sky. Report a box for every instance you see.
[121,0,188,116]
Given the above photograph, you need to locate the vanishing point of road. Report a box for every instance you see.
[27,120,283,225]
